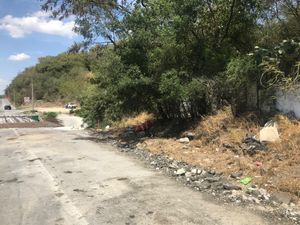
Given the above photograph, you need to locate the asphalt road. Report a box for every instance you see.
[0,98,22,116]
[1,124,291,225]
[0,98,14,111]
[0,99,37,126]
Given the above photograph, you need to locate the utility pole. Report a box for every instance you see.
[31,77,34,111]
[13,89,16,107]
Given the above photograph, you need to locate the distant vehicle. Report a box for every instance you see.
[65,103,77,109]
[4,105,12,110]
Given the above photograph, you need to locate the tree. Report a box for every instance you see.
[41,0,135,45]
[258,0,300,48]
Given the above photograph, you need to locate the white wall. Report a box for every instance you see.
[276,88,300,118]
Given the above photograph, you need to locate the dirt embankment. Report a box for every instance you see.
[104,108,300,202]
[147,110,300,200]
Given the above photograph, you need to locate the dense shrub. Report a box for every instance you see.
[43,112,58,120]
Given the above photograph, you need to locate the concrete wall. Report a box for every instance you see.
[276,88,300,118]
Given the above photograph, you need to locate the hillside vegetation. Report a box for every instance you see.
[5,53,92,105]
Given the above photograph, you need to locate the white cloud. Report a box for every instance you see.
[0,11,76,38]
[8,53,31,61]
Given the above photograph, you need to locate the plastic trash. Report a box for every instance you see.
[240,177,252,185]
[255,161,262,167]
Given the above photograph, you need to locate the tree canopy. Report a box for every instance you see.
[6,0,300,125]
[5,53,91,105]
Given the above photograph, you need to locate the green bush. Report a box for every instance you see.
[43,112,58,120]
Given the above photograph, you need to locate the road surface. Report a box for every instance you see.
[0,98,35,125]
[0,98,18,114]
[0,100,291,225]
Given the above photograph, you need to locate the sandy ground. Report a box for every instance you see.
[56,114,87,130]
[35,107,71,114]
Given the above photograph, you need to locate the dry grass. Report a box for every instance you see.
[194,106,260,147]
[195,106,234,137]
[114,112,154,128]
[142,107,300,200]
[266,115,300,195]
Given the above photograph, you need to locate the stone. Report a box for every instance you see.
[150,161,157,165]
[136,143,145,150]
[223,143,234,149]
[200,170,207,176]
[208,170,216,175]
[246,188,260,197]
[191,168,198,174]
[214,182,224,190]
[251,197,261,204]
[190,175,200,182]
[178,137,190,143]
[197,182,211,190]
[169,162,179,169]
[260,122,280,142]
[230,171,243,179]
[271,191,292,204]
[175,168,186,175]
[223,183,242,191]
[186,132,196,140]
[118,142,129,148]
[205,177,220,183]
[229,190,242,201]
[242,195,251,202]
[185,172,192,178]
[258,188,270,201]
[191,168,202,175]
[223,190,233,196]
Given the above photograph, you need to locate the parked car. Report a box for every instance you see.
[64,102,77,109]
[4,105,12,110]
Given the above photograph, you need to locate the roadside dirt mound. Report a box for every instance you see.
[141,107,300,201]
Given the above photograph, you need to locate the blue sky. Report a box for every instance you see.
[0,0,82,94]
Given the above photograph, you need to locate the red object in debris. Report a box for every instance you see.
[135,120,154,132]
[255,161,263,167]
